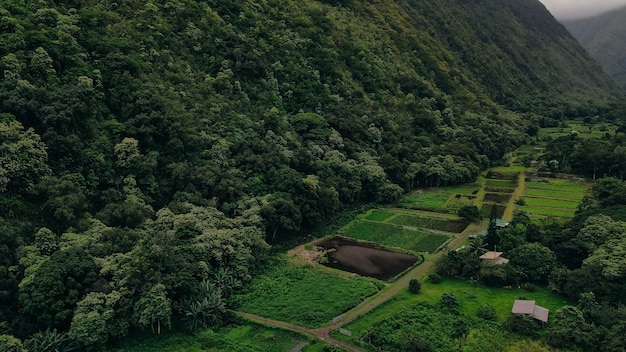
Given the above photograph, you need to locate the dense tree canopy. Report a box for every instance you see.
[0,0,623,348]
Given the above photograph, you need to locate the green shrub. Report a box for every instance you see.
[428,273,442,284]
[476,303,497,321]
[408,279,421,294]
[503,314,540,338]
[441,292,460,308]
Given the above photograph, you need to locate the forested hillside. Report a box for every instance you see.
[563,6,626,89]
[0,0,623,349]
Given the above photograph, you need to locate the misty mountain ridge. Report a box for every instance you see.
[563,5,626,89]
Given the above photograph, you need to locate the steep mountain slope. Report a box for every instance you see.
[0,0,623,346]
[563,6,626,89]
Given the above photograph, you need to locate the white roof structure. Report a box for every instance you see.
[512,300,549,323]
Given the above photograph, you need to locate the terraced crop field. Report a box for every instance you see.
[343,221,449,253]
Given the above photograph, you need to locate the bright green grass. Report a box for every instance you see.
[111,324,329,352]
[524,188,586,201]
[520,206,576,218]
[343,221,448,252]
[362,209,394,222]
[399,191,450,211]
[445,195,476,210]
[523,197,580,209]
[414,234,451,253]
[484,179,517,188]
[232,257,380,328]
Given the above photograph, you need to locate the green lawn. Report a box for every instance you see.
[231,256,380,328]
[446,195,476,210]
[523,197,580,209]
[362,209,395,222]
[520,206,576,218]
[343,221,449,252]
[484,179,517,188]
[398,191,451,212]
[524,188,586,201]
[398,182,485,212]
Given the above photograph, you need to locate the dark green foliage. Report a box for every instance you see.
[0,0,621,347]
[436,250,481,279]
[476,303,497,321]
[485,205,499,250]
[441,292,460,308]
[428,273,442,284]
[18,247,98,331]
[508,243,557,283]
[408,279,421,294]
[458,205,480,221]
[543,306,597,350]
[503,314,541,339]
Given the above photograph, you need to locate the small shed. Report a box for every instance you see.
[495,219,510,228]
[479,251,509,265]
[512,300,549,323]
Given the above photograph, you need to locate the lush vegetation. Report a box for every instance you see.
[110,322,331,352]
[231,257,381,328]
[0,0,624,350]
[389,214,468,233]
[342,221,449,252]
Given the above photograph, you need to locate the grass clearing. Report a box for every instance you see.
[485,179,517,188]
[342,277,572,336]
[523,197,579,209]
[362,209,394,222]
[398,191,450,212]
[524,188,586,201]
[520,206,576,218]
[342,221,449,252]
[398,184,482,212]
[232,256,380,328]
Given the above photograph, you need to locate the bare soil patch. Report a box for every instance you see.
[287,244,323,264]
[483,193,511,203]
[317,237,419,281]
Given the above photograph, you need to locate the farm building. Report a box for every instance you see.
[512,300,549,323]
[479,251,509,264]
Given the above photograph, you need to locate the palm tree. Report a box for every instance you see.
[468,237,487,257]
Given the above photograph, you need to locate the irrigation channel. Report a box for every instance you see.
[234,173,527,351]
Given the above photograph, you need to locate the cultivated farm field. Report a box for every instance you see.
[231,256,382,328]
[342,220,449,253]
